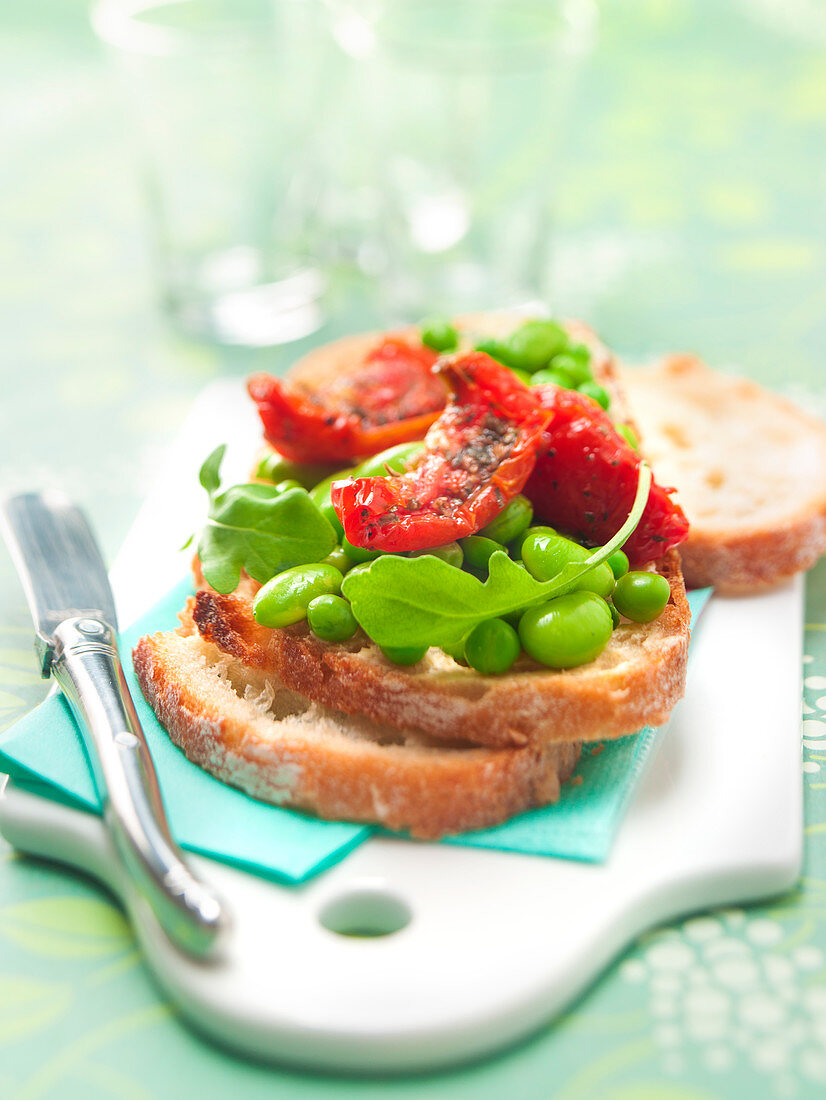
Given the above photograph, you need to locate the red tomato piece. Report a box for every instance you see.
[525,386,689,565]
[247,337,444,464]
[331,353,553,552]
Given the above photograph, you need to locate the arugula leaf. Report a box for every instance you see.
[193,449,338,594]
[199,444,225,500]
[342,553,542,648]
[342,462,653,649]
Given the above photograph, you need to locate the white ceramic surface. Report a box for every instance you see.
[0,382,803,1072]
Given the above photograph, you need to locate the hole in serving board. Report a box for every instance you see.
[319,886,412,938]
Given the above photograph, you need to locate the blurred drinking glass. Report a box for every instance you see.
[324,0,596,317]
[93,0,329,346]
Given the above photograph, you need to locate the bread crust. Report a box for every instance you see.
[191,550,690,750]
[622,354,826,592]
[133,627,580,839]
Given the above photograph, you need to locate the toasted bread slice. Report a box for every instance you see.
[133,613,580,839]
[233,315,688,750]
[191,552,689,751]
[621,354,826,593]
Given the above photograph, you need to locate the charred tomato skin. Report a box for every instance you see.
[525,386,689,565]
[248,337,444,465]
[332,353,553,552]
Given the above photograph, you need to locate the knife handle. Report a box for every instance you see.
[51,616,228,957]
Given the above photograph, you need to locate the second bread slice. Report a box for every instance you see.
[621,355,826,592]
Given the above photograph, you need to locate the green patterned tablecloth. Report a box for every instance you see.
[1,1,825,1096]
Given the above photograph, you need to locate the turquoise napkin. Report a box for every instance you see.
[0,579,711,883]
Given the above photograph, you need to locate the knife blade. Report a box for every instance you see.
[2,490,118,674]
[1,491,229,957]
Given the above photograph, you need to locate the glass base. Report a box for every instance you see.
[166,265,325,347]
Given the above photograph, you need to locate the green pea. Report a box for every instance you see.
[510,367,533,386]
[521,530,614,598]
[613,571,670,623]
[354,442,425,479]
[342,535,383,564]
[310,445,426,545]
[617,423,640,451]
[420,316,459,353]
[254,564,342,628]
[519,592,613,669]
[551,350,592,387]
[441,639,468,665]
[578,562,616,600]
[464,618,521,675]
[319,500,344,540]
[607,549,629,579]
[255,454,337,489]
[309,468,353,539]
[480,495,533,545]
[475,338,512,366]
[307,594,358,642]
[309,468,354,508]
[567,342,592,369]
[256,453,285,482]
[509,524,555,559]
[608,601,621,629]
[408,541,463,568]
[505,320,568,372]
[578,380,611,411]
[274,478,303,493]
[520,530,569,580]
[381,644,428,666]
[460,535,504,570]
[322,546,353,574]
[531,367,577,389]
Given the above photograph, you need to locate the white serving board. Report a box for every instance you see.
[0,381,803,1073]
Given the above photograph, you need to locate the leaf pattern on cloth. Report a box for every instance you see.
[0,898,132,959]
[0,976,72,1045]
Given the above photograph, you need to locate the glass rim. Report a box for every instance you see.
[91,0,303,57]
[329,0,597,66]
[93,0,597,59]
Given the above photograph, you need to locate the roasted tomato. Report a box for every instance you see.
[331,353,553,552]
[525,386,689,565]
[247,337,445,464]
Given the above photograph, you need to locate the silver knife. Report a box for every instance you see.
[1,491,228,956]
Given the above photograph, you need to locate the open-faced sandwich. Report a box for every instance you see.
[134,312,826,838]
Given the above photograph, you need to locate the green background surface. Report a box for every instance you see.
[2,0,826,1096]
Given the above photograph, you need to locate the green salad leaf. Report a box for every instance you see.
[199,443,226,498]
[193,447,338,594]
[342,463,653,649]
